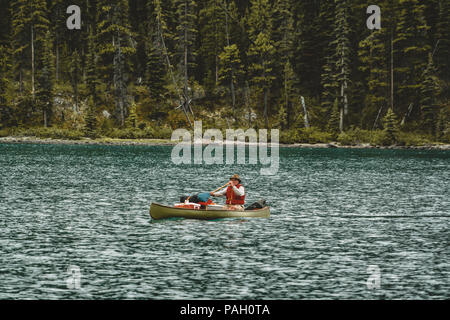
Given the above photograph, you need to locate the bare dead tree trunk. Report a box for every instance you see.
[19,70,23,94]
[224,4,236,115]
[301,96,310,128]
[373,105,383,130]
[390,33,394,112]
[184,1,188,103]
[31,25,35,101]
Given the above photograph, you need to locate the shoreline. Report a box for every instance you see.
[0,136,449,150]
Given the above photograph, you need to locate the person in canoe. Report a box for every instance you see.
[210,174,245,211]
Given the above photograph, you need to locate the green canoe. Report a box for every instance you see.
[150,202,270,220]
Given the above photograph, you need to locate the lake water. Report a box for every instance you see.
[0,143,449,299]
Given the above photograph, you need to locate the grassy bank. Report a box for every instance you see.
[1,126,449,148]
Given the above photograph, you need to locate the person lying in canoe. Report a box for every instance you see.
[210,174,245,211]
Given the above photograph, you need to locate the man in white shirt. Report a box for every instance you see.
[210,174,245,210]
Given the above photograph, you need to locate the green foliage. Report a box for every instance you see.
[84,98,97,138]
[383,108,400,144]
[327,98,340,136]
[420,54,440,135]
[393,0,431,112]
[107,126,172,139]
[0,0,449,146]
[337,128,373,145]
[126,102,138,128]
[396,131,433,146]
[145,40,167,101]
[8,127,84,140]
[280,127,333,144]
[218,44,242,89]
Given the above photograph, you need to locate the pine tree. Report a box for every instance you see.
[84,97,97,138]
[197,0,226,91]
[272,0,294,91]
[248,0,273,40]
[218,44,243,115]
[435,0,450,99]
[48,0,66,83]
[291,0,323,97]
[0,44,11,127]
[436,108,449,141]
[126,102,138,128]
[394,0,431,115]
[247,0,275,128]
[10,0,32,94]
[68,49,81,112]
[248,32,276,128]
[145,38,167,101]
[383,108,399,143]
[277,105,287,130]
[175,0,198,101]
[86,30,99,104]
[35,31,54,127]
[283,60,295,129]
[358,27,389,128]
[333,0,351,132]
[420,54,440,135]
[321,56,337,115]
[328,98,340,137]
[97,0,135,126]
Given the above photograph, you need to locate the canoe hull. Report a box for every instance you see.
[150,202,270,220]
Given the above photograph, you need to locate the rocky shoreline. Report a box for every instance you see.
[0,136,449,150]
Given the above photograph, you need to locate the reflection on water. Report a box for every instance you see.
[0,144,449,299]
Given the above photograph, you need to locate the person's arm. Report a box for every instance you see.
[212,188,227,197]
[232,185,245,197]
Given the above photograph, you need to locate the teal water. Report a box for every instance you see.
[0,143,449,299]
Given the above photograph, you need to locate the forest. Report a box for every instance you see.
[0,0,449,146]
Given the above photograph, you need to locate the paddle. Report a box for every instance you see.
[211,182,230,194]
[186,182,229,203]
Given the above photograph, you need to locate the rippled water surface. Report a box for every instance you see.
[0,143,449,299]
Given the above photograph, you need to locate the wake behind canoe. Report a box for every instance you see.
[149,202,270,220]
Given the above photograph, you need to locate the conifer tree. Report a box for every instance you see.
[0,44,11,127]
[383,108,399,144]
[272,0,294,91]
[96,0,135,126]
[198,0,226,90]
[35,31,54,127]
[10,0,32,94]
[248,32,276,128]
[126,102,138,129]
[394,0,431,114]
[358,27,389,127]
[218,44,243,115]
[86,30,99,104]
[333,0,351,132]
[84,97,97,138]
[175,0,197,101]
[328,98,341,137]
[283,60,295,129]
[248,0,275,128]
[420,54,440,135]
[68,49,81,111]
[145,39,167,102]
[435,0,450,99]
[277,105,287,130]
[321,56,337,115]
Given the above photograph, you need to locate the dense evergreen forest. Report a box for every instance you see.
[0,0,449,145]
